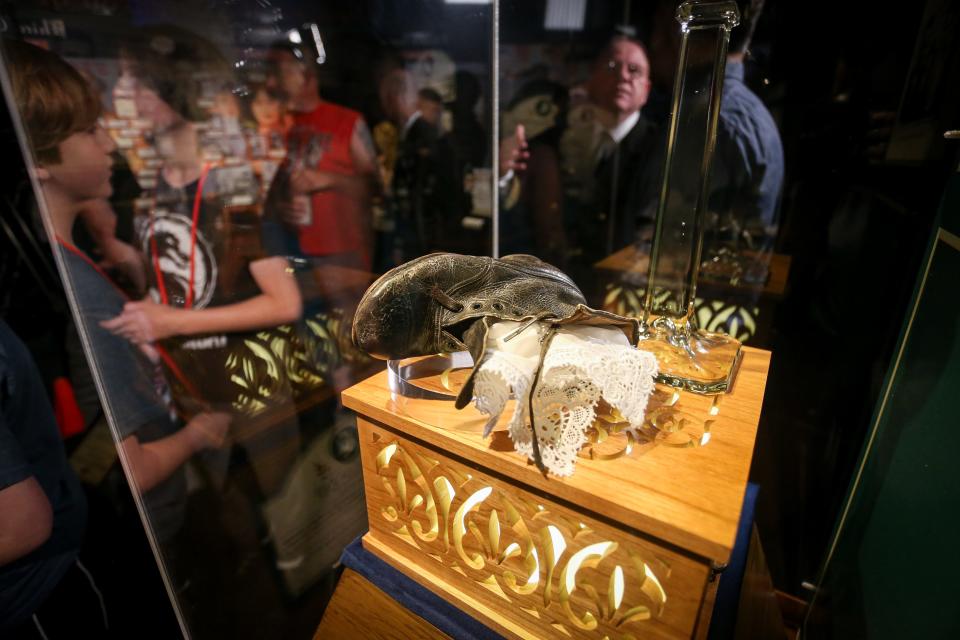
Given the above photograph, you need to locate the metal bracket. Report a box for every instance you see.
[387,351,474,400]
[708,560,728,582]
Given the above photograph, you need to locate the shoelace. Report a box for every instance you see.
[527,324,558,476]
[429,285,464,313]
[430,285,556,475]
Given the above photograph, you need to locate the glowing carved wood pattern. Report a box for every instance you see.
[360,420,712,639]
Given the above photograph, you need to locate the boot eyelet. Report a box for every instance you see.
[471,302,482,310]
[492,302,504,311]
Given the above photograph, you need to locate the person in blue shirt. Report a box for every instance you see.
[711,0,784,249]
[649,0,784,250]
[0,320,93,636]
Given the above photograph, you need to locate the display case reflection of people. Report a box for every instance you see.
[578,32,663,281]
[499,81,568,268]
[2,39,229,580]
[104,26,305,499]
[265,40,379,277]
[377,66,463,267]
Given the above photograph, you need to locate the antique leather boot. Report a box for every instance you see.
[353,252,642,474]
[354,253,586,360]
[352,252,639,406]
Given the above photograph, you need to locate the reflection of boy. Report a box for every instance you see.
[3,41,228,540]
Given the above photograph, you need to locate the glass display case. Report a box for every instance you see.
[0,1,494,637]
[1,0,956,638]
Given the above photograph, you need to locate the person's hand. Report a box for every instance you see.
[289,167,334,195]
[499,124,529,177]
[186,411,231,451]
[277,195,312,226]
[101,299,185,344]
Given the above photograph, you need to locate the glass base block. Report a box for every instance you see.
[638,315,742,394]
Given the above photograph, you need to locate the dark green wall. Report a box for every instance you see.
[804,169,960,638]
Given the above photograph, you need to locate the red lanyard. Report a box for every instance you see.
[55,236,203,401]
[150,163,211,309]
[57,237,127,298]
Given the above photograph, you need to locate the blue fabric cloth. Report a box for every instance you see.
[339,538,505,640]
[339,482,760,639]
[708,481,761,639]
[712,62,785,232]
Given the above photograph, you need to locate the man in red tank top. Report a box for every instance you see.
[266,43,380,274]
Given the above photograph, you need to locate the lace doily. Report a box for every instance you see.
[473,320,658,476]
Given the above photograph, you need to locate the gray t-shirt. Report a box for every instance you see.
[60,248,186,543]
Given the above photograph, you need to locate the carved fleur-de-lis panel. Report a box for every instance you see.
[364,427,710,639]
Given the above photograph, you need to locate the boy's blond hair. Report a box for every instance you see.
[3,39,101,164]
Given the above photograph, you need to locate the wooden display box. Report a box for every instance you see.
[342,347,770,639]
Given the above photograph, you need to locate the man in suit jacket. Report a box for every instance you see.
[580,33,664,270]
[378,68,462,266]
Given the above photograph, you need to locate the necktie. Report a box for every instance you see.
[594,130,616,170]
[593,132,621,255]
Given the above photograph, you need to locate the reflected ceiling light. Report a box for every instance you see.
[545,0,587,30]
[307,23,326,64]
[287,24,326,65]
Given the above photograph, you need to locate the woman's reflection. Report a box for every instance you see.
[245,82,291,198]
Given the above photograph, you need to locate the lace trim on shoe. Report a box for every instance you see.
[472,320,658,476]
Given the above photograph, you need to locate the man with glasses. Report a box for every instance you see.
[579,32,663,278]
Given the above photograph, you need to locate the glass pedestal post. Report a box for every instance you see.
[640,0,742,394]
